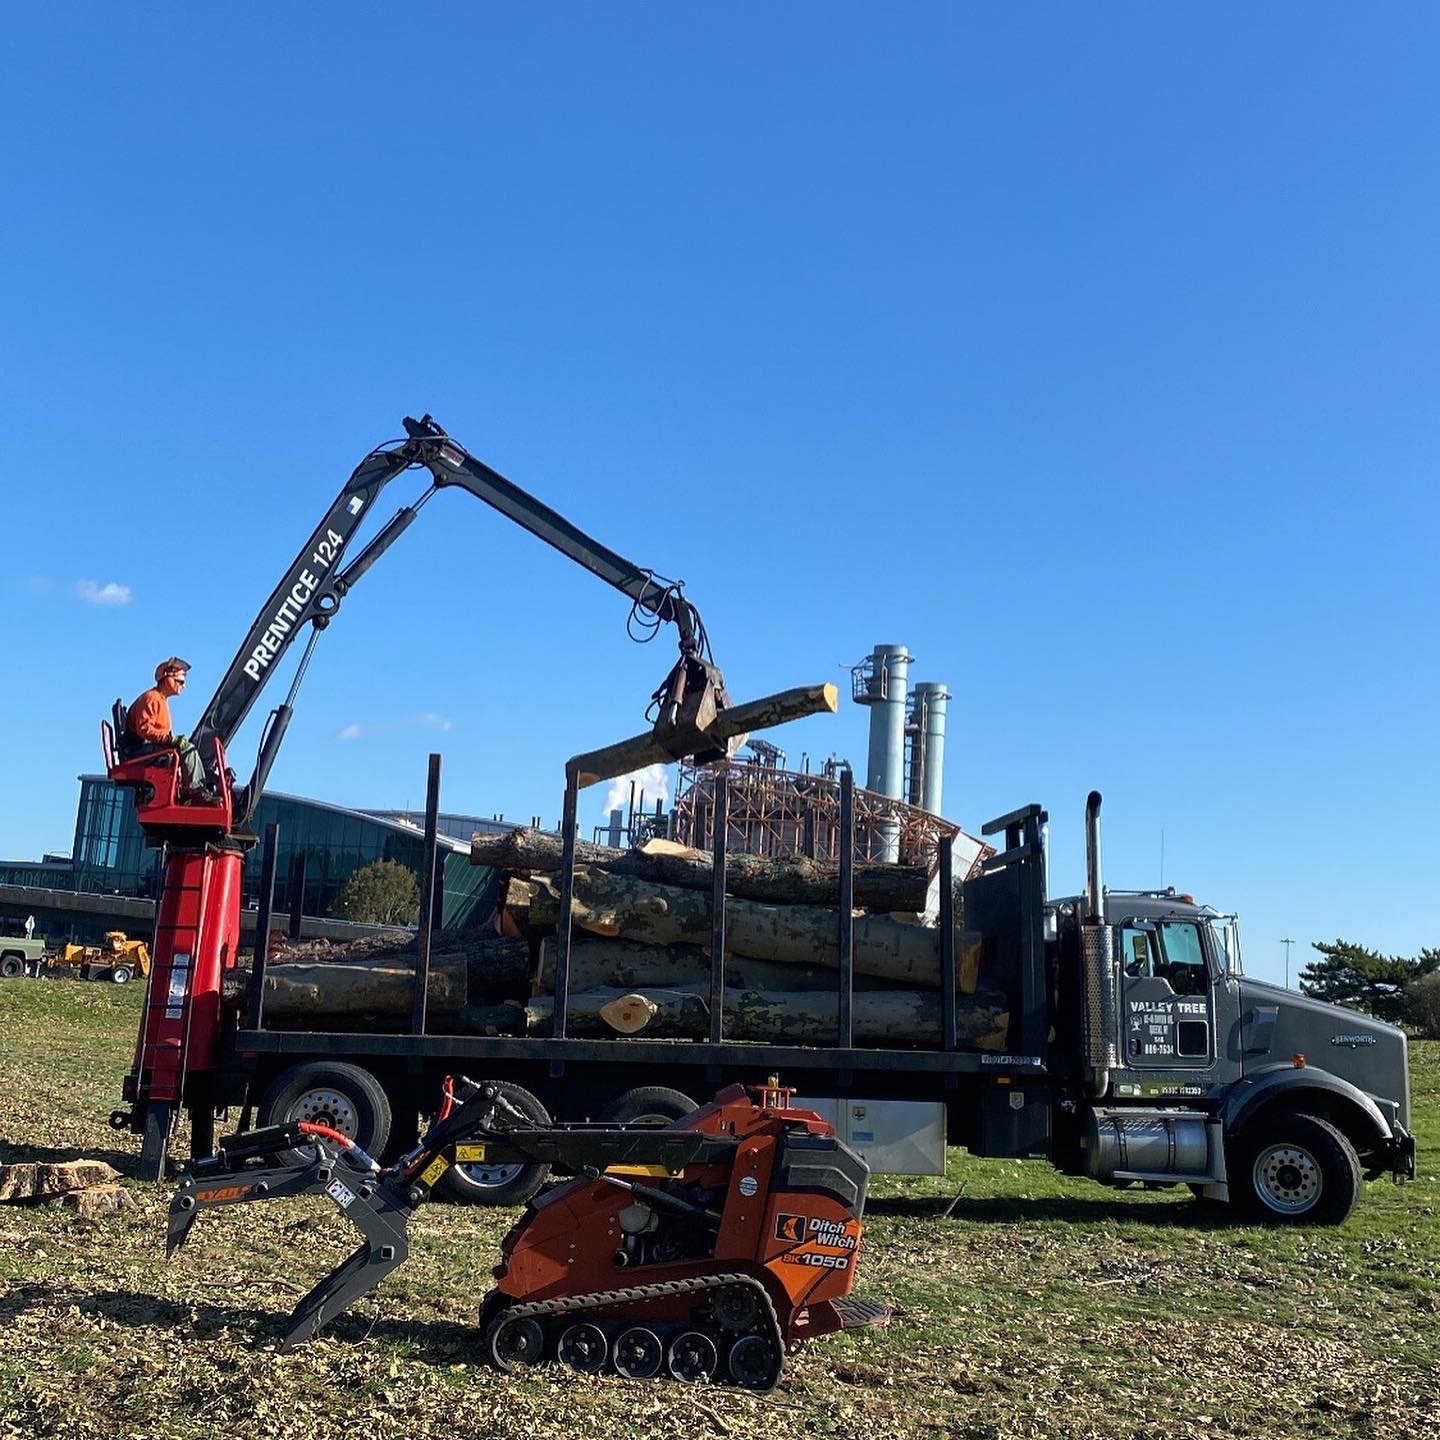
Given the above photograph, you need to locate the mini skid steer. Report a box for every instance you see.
[167,1081,890,1389]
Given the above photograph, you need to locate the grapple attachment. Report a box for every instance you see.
[650,651,738,763]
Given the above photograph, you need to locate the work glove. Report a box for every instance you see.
[173,733,186,746]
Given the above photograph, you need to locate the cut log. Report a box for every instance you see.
[597,992,661,1034]
[221,960,466,1018]
[0,1160,122,1203]
[498,877,540,938]
[567,683,839,788]
[538,937,896,994]
[64,1184,136,1219]
[529,870,981,991]
[524,985,1009,1047]
[472,828,930,913]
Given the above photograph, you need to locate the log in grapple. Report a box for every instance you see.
[167,1082,890,1389]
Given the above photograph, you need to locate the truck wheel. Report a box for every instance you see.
[0,955,25,979]
[597,1086,698,1127]
[259,1061,393,1161]
[1233,1112,1361,1225]
[439,1081,551,1207]
[111,965,134,985]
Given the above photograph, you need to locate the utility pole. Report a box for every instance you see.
[1281,937,1295,989]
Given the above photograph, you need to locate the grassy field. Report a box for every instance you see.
[0,982,1435,1440]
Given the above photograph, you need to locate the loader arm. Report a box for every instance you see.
[168,1111,741,1350]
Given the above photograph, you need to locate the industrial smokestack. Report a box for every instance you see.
[908,682,951,816]
[861,644,911,799]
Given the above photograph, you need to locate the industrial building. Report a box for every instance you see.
[0,776,502,946]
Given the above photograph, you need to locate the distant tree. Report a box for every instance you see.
[1408,970,1440,1041]
[331,859,420,926]
[1299,940,1440,1026]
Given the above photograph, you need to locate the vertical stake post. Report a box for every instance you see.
[247,822,280,1032]
[411,753,441,1038]
[287,851,306,940]
[709,769,729,1043]
[837,767,855,1049]
[938,832,957,1051]
[555,770,580,1040]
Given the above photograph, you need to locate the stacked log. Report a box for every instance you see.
[218,828,1006,1051]
[471,829,1007,1051]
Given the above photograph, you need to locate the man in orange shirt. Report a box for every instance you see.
[126,657,214,801]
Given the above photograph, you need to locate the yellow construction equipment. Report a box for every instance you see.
[56,931,151,985]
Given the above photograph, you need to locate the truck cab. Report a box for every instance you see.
[1041,834,1414,1223]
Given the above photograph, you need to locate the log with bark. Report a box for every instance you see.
[528,869,981,991]
[506,984,1009,1048]
[221,959,467,1018]
[566,683,839,788]
[239,934,534,1002]
[537,937,898,994]
[473,828,931,913]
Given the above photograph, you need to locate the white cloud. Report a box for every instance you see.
[75,579,132,606]
[336,714,452,741]
[601,764,672,820]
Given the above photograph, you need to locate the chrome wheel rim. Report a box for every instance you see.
[1253,1142,1322,1214]
[291,1087,359,1137]
[455,1159,527,1188]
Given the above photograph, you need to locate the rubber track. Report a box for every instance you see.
[494,1271,785,1389]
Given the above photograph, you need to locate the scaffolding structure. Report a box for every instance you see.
[670,755,984,873]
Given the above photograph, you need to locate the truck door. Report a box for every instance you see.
[1118,920,1218,1072]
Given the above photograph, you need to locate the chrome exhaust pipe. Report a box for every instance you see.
[1085,789,1103,924]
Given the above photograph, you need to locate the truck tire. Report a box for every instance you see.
[597,1086,698,1127]
[439,1081,551,1208]
[0,955,25,979]
[1232,1112,1361,1225]
[259,1061,393,1161]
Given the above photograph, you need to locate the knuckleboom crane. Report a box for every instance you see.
[104,416,734,1179]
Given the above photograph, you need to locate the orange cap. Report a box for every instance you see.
[154,656,192,682]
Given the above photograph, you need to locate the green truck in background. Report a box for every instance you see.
[0,930,47,978]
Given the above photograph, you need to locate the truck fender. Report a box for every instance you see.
[1221,1066,1393,1148]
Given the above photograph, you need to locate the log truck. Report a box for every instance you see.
[104,420,1415,1229]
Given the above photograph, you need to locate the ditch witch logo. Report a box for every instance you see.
[774,1212,857,1250]
[774,1212,807,1242]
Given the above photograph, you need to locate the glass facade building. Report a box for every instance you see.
[65,777,496,932]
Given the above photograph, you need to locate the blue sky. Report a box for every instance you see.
[2,6,1436,984]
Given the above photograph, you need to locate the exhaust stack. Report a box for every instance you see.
[1080,790,1117,1096]
[1085,790,1104,923]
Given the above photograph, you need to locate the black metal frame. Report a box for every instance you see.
[237,760,1050,1086]
[227,762,1055,1177]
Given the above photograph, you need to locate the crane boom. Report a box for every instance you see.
[188,416,730,816]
